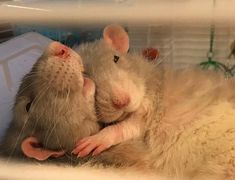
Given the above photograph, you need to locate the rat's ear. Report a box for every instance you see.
[21,137,65,161]
[103,24,129,54]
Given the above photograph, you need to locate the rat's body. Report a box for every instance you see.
[73,24,235,179]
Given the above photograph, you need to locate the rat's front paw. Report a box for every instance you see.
[72,134,114,157]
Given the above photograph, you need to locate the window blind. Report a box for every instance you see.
[128,23,235,67]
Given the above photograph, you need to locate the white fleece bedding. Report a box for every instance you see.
[0,158,170,180]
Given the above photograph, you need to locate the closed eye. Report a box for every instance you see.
[113,55,119,63]
[26,101,32,112]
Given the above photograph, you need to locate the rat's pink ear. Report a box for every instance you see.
[103,24,129,54]
[21,137,65,161]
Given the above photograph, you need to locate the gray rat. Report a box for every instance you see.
[0,41,99,161]
[73,24,235,179]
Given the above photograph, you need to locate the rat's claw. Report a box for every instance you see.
[73,140,91,154]
[77,143,98,157]
[72,136,99,157]
[72,134,114,157]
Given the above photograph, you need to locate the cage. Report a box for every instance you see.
[1,0,235,179]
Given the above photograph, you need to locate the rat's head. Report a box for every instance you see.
[3,41,99,161]
[25,41,96,126]
[78,25,146,123]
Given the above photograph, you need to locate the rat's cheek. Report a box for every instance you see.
[83,77,96,99]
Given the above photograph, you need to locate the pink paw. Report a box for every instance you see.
[72,134,113,157]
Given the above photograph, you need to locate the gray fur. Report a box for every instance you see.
[0,43,99,160]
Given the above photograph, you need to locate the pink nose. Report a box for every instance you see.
[112,95,130,109]
[50,42,70,59]
[55,45,69,58]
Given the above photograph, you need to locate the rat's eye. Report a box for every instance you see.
[113,55,119,63]
[26,101,32,112]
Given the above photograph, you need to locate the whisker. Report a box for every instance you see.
[44,117,59,148]
[31,83,51,134]
[44,85,59,148]
[30,82,49,113]
[6,114,29,162]
[17,81,37,96]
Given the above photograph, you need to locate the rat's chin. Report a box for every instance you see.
[82,77,95,98]
[99,110,125,123]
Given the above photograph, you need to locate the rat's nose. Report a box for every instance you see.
[50,41,70,59]
[112,93,130,109]
[55,44,70,59]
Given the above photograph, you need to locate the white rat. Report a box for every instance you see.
[72,24,153,157]
[72,24,235,179]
